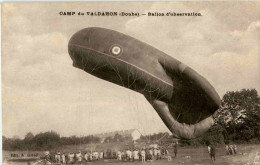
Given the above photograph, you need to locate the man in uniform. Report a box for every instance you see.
[54,152,58,163]
[234,144,237,154]
[153,147,157,159]
[76,151,82,163]
[117,150,122,162]
[57,151,61,164]
[210,143,216,162]
[157,147,161,160]
[173,142,178,158]
[149,148,153,160]
[61,153,66,164]
[126,149,130,162]
[68,153,74,164]
[225,144,229,155]
[133,149,139,161]
[129,150,133,161]
[84,152,88,162]
[229,144,234,155]
[89,152,93,162]
[99,151,104,159]
[141,148,146,162]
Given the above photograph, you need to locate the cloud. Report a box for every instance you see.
[125,3,260,96]
[2,32,69,90]
[210,21,260,93]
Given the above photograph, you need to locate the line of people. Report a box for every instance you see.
[44,147,170,164]
[116,147,169,162]
[46,151,104,164]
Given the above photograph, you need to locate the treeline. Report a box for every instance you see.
[2,131,101,151]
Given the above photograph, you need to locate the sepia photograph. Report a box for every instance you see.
[1,2,260,165]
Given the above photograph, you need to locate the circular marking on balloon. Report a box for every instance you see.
[179,63,187,73]
[110,45,122,56]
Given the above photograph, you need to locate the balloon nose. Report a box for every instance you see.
[68,28,95,69]
[68,27,95,47]
[68,43,84,69]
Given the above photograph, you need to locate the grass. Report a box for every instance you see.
[3,144,260,165]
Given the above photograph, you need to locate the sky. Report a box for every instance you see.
[2,2,260,139]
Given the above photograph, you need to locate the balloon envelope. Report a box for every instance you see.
[68,27,221,139]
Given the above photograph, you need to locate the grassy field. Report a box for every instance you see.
[3,144,260,165]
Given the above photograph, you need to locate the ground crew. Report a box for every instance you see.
[84,152,88,162]
[173,142,178,157]
[141,149,145,162]
[210,143,216,162]
[61,153,66,164]
[117,151,122,162]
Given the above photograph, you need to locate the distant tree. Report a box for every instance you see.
[202,124,225,144]
[104,136,113,143]
[12,135,20,140]
[24,132,34,140]
[11,138,24,150]
[33,131,60,150]
[2,136,12,150]
[82,135,101,144]
[113,133,124,142]
[2,136,7,142]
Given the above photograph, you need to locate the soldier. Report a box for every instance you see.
[207,145,211,154]
[149,148,153,160]
[126,149,130,162]
[229,144,234,155]
[65,153,69,164]
[153,147,157,159]
[62,153,66,164]
[165,149,169,155]
[173,142,178,158]
[210,143,216,162]
[118,150,122,162]
[73,153,77,164]
[84,152,88,162]
[234,144,237,154]
[44,151,50,162]
[121,151,126,162]
[157,147,161,160]
[138,149,142,161]
[133,149,139,161]
[68,153,74,164]
[129,150,133,161]
[225,145,229,155]
[76,151,82,163]
[54,152,58,163]
[57,151,61,164]
[99,151,104,159]
[89,152,93,162]
[141,148,146,162]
